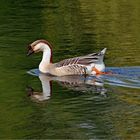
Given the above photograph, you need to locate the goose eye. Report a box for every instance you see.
[28,45,32,50]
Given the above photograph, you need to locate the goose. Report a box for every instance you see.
[27,39,107,76]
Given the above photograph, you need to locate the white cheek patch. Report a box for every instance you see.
[34,49,40,53]
[33,44,41,51]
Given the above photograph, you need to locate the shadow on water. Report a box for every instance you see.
[27,66,140,102]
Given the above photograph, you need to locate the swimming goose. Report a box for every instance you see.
[27,39,107,76]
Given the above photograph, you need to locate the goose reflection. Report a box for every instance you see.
[27,74,107,102]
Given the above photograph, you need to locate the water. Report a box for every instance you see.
[0,0,140,139]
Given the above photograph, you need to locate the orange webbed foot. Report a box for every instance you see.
[92,67,114,75]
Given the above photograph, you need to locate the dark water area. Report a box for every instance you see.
[0,0,140,139]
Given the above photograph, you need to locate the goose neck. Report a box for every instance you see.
[42,50,51,64]
[39,50,52,73]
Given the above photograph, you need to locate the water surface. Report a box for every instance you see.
[0,0,140,139]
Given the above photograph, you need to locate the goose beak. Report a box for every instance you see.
[27,46,34,56]
[27,49,34,56]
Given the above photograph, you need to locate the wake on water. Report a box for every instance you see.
[104,67,140,89]
[27,66,140,89]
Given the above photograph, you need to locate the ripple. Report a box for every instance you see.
[104,67,140,89]
[27,66,140,89]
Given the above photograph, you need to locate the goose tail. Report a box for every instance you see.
[101,48,107,55]
[98,48,107,62]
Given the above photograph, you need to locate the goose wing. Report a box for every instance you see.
[55,53,100,67]
[53,53,101,75]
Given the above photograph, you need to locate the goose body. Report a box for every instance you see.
[27,39,107,76]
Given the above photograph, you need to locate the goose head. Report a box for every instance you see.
[27,39,52,56]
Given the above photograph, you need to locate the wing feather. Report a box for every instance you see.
[53,52,102,75]
[55,53,99,67]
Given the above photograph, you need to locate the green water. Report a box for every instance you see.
[0,0,140,139]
